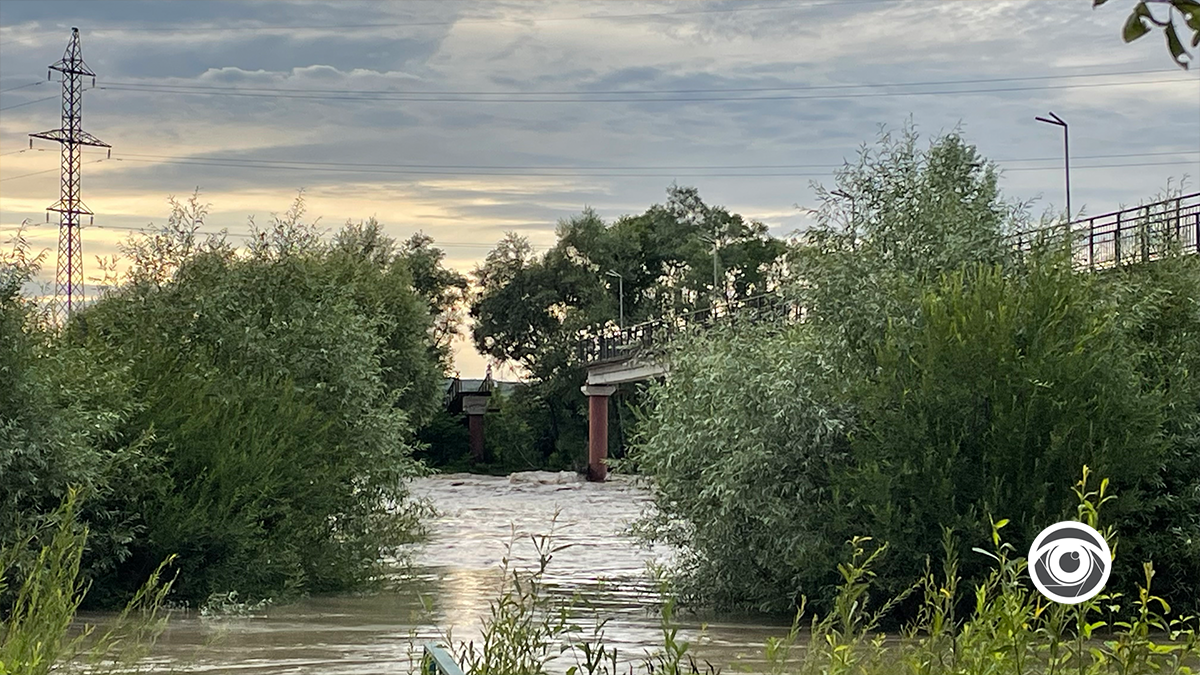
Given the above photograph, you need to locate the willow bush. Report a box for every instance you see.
[2,193,445,610]
[628,126,1200,616]
[70,194,436,606]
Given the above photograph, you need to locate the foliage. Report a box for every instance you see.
[453,526,579,675]
[622,321,853,612]
[0,490,175,675]
[1106,255,1200,613]
[840,255,1168,603]
[417,387,572,473]
[630,126,1200,616]
[440,521,712,675]
[0,193,448,609]
[0,228,149,609]
[65,192,439,606]
[795,124,1022,368]
[416,408,473,468]
[430,475,1199,675]
[398,231,470,366]
[1095,0,1200,69]
[754,471,1200,675]
[469,186,788,469]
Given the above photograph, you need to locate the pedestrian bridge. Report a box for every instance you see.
[572,191,1200,481]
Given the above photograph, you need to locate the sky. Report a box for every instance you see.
[1,0,1198,378]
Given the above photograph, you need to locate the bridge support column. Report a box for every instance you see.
[462,394,489,463]
[582,384,617,482]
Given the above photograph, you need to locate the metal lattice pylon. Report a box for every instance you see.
[30,27,110,323]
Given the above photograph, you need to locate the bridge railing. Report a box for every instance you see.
[576,192,1199,367]
[1007,192,1199,270]
[444,373,494,408]
[577,291,801,366]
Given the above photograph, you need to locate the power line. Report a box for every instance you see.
[94,76,1195,104]
[0,95,60,111]
[3,147,1197,171]
[96,68,1178,97]
[110,148,1200,170]
[14,155,1186,180]
[0,81,44,94]
[8,1,894,35]
[2,153,1196,183]
[0,159,107,183]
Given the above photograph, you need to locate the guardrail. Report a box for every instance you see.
[444,373,494,409]
[1008,192,1199,269]
[422,643,465,675]
[576,291,801,366]
[575,192,1199,367]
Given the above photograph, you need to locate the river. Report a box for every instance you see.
[101,472,792,674]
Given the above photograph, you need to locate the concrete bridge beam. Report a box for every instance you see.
[581,384,617,482]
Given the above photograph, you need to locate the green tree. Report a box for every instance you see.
[68,193,437,605]
[1095,0,1200,68]
[0,229,152,608]
[470,187,787,468]
[629,127,1200,615]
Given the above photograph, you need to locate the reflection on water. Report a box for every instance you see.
[90,472,791,674]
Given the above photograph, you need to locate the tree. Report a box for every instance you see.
[469,188,788,467]
[1095,0,1200,68]
[66,193,439,605]
[397,231,469,365]
[794,125,1024,368]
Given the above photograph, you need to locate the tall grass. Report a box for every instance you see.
[429,468,1199,675]
[0,490,175,675]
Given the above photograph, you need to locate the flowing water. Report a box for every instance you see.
[92,472,792,674]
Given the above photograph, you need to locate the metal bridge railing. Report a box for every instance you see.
[444,373,495,408]
[575,192,1200,367]
[1008,192,1199,270]
[576,291,801,366]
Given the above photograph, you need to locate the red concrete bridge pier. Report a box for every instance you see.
[581,384,617,481]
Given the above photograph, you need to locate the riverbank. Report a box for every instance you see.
[78,473,790,675]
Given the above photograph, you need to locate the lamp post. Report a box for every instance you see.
[1035,111,1071,222]
[605,270,624,327]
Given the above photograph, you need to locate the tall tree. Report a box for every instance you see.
[470,186,788,465]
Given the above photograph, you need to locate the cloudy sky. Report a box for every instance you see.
[1,0,1198,377]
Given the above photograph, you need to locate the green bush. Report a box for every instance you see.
[628,126,1200,616]
[840,257,1169,603]
[0,491,174,675]
[69,197,436,605]
[626,321,853,611]
[1,231,151,609]
[1,195,445,609]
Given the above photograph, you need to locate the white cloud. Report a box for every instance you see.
[2,0,1198,376]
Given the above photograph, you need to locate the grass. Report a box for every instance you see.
[426,467,1199,675]
[0,490,175,675]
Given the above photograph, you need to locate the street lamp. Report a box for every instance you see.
[605,270,624,327]
[1035,111,1071,222]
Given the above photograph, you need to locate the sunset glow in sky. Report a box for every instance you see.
[2,1,1198,377]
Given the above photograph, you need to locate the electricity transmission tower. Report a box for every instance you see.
[29,27,110,323]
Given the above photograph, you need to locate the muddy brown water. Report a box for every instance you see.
[79,472,793,674]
